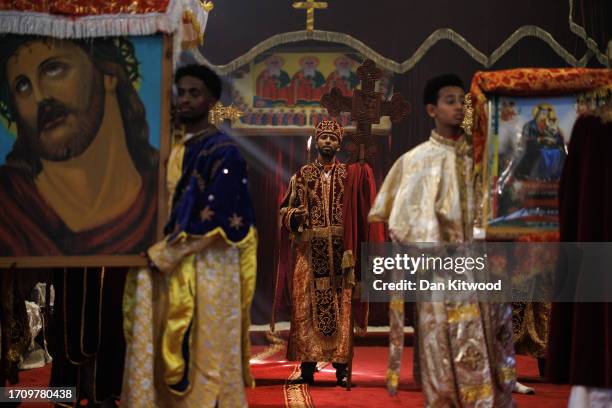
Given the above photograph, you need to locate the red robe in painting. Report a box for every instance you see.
[0,165,158,403]
[0,166,158,256]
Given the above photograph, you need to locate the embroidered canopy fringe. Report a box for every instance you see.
[0,0,209,65]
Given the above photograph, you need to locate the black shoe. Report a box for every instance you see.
[537,358,546,378]
[290,375,314,386]
[335,375,355,388]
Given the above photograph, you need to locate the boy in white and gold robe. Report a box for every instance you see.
[369,74,515,407]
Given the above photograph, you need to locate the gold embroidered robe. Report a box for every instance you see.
[369,131,516,407]
[282,161,353,363]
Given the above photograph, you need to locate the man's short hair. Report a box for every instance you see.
[175,64,222,100]
[423,74,465,106]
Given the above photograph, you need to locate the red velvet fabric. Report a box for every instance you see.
[342,162,385,331]
[270,198,293,331]
[546,113,612,387]
[247,135,392,326]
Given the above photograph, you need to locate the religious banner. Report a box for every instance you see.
[0,0,210,266]
[485,95,577,237]
[470,68,612,239]
[228,52,395,134]
[0,35,171,266]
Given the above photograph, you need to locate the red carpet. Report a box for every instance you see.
[5,364,53,408]
[247,344,571,407]
[15,343,570,407]
[246,344,297,407]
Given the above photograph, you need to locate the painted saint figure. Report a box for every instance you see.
[289,56,326,106]
[0,35,159,256]
[255,55,291,107]
[498,103,567,194]
[0,35,160,406]
[324,56,359,96]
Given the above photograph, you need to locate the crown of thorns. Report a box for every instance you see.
[0,35,140,124]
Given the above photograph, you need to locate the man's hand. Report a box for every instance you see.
[140,251,159,272]
[293,208,308,226]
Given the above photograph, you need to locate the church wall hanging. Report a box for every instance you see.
[470,68,612,240]
[227,51,394,136]
[0,0,210,267]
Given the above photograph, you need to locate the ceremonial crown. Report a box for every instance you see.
[315,120,344,141]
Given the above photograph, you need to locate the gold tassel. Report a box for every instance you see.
[201,1,214,12]
[341,249,355,269]
[461,93,474,136]
[386,368,399,389]
[343,267,355,289]
[181,10,204,49]
[342,250,356,289]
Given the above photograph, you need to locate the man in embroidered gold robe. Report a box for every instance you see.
[279,120,381,387]
[369,74,516,406]
[121,65,257,408]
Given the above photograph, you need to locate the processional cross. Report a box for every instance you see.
[292,0,328,32]
[321,59,410,164]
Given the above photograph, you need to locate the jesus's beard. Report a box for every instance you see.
[17,75,105,162]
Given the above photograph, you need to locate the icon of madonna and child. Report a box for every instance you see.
[489,97,576,230]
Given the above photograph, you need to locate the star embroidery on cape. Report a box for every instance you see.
[200,206,215,222]
[229,213,244,230]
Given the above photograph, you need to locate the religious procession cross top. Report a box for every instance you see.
[292,0,328,31]
[321,59,410,164]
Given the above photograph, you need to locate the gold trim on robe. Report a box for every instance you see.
[122,227,257,407]
[122,124,256,407]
